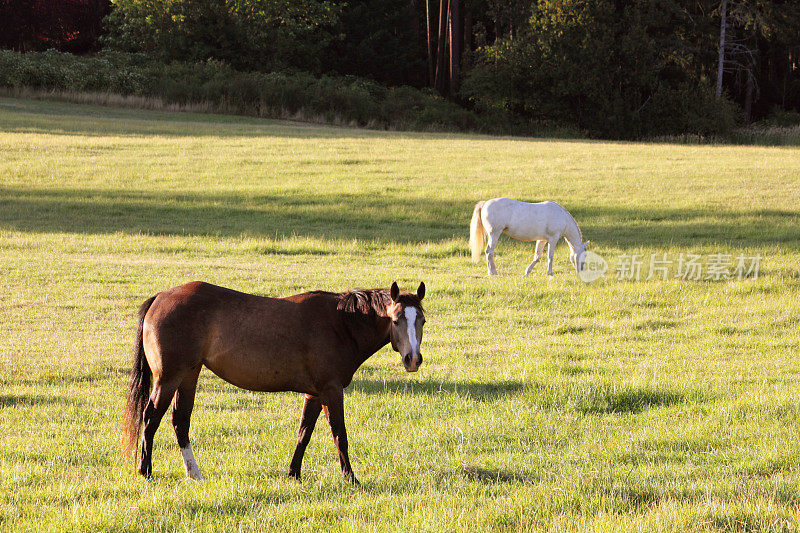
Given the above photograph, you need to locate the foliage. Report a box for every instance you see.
[0,49,479,132]
[761,107,800,127]
[462,0,740,138]
[103,0,428,84]
[641,82,739,136]
[2,0,800,136]
[102,0,341,72]
[327,0,426,86]
[0,49,147,93]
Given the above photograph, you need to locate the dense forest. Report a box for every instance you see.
[1,0,798,137]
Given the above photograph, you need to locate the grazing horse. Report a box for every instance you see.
[122,280,426,484]
[469,198,590,277]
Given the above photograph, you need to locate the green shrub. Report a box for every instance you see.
[640,83,738,136]
[760,107,800,127]
[461,0,739,139]
[0,50,481,133]
[0,49,738,138]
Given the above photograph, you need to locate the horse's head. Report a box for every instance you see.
[387,281,426,372]
[570,241,592,273]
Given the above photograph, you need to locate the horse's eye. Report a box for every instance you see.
[392,320,399,326]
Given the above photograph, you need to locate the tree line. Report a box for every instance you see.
[2,0,798,136]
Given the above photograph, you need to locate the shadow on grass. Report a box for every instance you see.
[461,466,537,484]
[0,394,78,407]
[1,186,798,249]
[350,378,704,414]
[0,98,431,141]
[601,485,706,511]
[709,513,784,531]
[0,369,125,387]
[585,483,796,515]
[0,187,471,243]
[348,378,525,400]
[5,98,799,147]
[0,97,589,143]
[180,498,279,515]
[573,385,699,415]
[634,319,679,331]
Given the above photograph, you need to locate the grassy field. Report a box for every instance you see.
[0,97,799,531]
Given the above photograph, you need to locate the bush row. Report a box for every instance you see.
[0,50,754,139]
[0,50,482,132]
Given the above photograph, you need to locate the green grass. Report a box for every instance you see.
[1,97,799,531]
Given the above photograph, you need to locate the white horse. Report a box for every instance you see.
[469,198,590,277]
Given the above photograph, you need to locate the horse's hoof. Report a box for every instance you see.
[288,470,301,481]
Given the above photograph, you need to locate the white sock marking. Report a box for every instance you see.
[180,444,204,481]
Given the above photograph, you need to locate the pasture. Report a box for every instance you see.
[1,97,799,531]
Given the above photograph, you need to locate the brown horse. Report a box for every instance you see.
[122,280,426,484]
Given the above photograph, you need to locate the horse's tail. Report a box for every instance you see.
[469,201,487,263]
[121,295,157,461]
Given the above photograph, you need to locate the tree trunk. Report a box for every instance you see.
[425,0,435,87]
[744,24,758,123]
[464,11,473,54]
[448,0,461,96]
[434,0,450,94]
[716,0,727,98]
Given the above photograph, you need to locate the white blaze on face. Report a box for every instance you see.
[404,306,419,358]
[180,445,204,481]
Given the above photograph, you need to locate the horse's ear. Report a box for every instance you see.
[390,281,400,302]
[417,282,425,300]
[584,240,592,247]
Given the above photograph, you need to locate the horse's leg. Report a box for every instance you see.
[288,394,323,480]
[524,240,546,276]
[172,366,203,481]
[321,386,358,484]
[485,230,501,276]
[546,238,557,276]
[139,378,178,478]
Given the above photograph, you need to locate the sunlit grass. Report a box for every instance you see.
[0,97,799,531]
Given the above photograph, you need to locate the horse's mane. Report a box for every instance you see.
[337,289,392,320]
[563,207,583,247]
[336,288,423,327]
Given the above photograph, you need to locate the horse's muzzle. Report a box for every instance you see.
[403,353,422,372]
